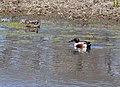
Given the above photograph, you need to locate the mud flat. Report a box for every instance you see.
[0,0,120,24]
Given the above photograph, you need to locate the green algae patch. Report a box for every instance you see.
[4,22,26,29]
[12,41,20,45]
[61,35,78,38]
[111,35,120,38]
[0,20,3,23]
[0,31,8,35]
[113,48,120,51]
[39,33,53,38]
[84,40,96,42]
[20,40,30,43]
[111,25,120,31]
[41,22,55,27]
[12,29,24,34]
[105,43,114,46]
[53,37,62,42]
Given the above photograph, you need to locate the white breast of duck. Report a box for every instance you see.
[74,41,87,50]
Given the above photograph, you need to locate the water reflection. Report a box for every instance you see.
[25,27,39,33]
[72,47,91,53]
[51,37,120,86]
[52,47,114,85]
[104,49,113,76]
[0,18,120,86]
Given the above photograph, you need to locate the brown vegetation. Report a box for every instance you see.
[0,0,120,23]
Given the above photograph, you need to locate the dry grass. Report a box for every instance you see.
[0,0,120,22]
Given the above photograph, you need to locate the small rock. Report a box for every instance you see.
[1,18,10,22]
[43,37,50,41]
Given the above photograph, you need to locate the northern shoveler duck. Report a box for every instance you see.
[21,19,40,28]
[25,20,40,28]
[69,37,91,53]
[21,19,40,33]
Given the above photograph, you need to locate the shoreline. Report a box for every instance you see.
[0,0,120,27]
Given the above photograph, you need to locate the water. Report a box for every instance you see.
[0,18,120,87]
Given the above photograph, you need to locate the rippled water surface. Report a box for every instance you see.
[0,18,120,87]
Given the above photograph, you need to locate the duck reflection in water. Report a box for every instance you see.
[69,37,91,53]
[25,27,39,33]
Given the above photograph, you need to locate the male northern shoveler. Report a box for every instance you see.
[69,37,91,53]
[21,19,40,28]
[25,20,40,28]
[21,19,40,33]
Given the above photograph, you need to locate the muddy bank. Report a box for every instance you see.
[0,0,120,23]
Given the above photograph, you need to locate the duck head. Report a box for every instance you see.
[69,37,81,43]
